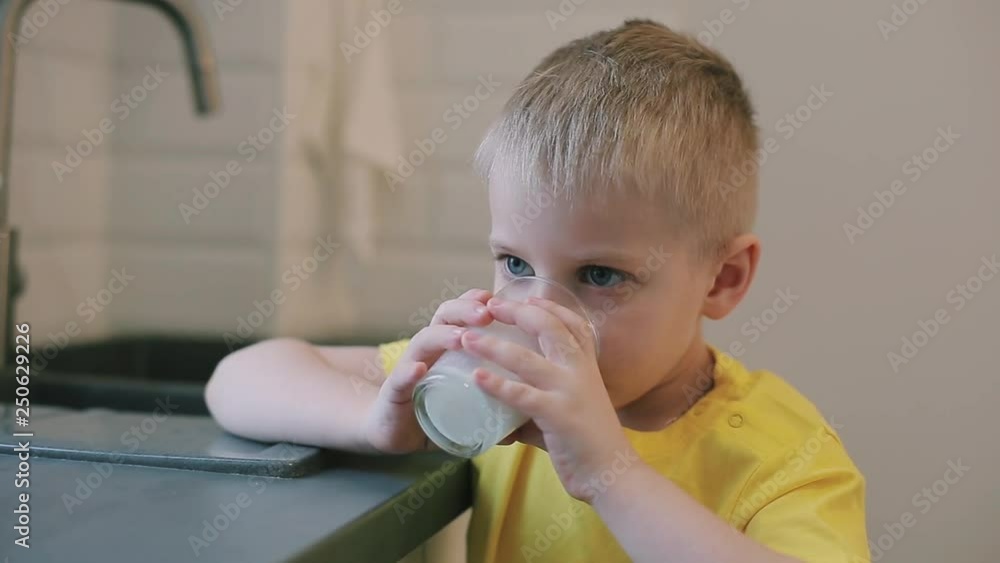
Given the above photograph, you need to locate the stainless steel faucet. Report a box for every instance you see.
[0,0,221,367]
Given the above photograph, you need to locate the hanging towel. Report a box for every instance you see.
[301,0,404,263]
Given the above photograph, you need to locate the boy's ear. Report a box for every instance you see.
[701,234,760,320]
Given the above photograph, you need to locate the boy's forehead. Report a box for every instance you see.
[488,183,665,249]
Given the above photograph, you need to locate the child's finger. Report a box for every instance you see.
[458,288,494,304]
[460,330,555,389]
[486,298,581,364]
[525,297,598,359]
[430,292,494,327]
[473,367,547,419]
[402,324,466,367]
[382,361,428,405]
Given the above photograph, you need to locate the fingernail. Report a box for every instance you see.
[452,327,466,338]
[464,330,479,341]
[488,298,504,307]
[474,305,487,315]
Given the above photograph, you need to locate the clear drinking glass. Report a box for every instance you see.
[412,276,599,457]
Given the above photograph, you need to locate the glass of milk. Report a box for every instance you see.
[412,276,599,457]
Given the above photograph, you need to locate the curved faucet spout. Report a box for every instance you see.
[0,0,221,224]
[0,0,221,367]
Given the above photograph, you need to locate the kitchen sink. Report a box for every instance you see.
[33,334,262,384]
[2,335,239,415]
[0,334,392,475]
[4,334,391,414]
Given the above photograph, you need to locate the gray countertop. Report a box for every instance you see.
[0,433,471,562]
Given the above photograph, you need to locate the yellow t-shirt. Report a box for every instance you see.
[377,339,870,563]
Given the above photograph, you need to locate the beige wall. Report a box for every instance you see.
[690,1,998,561]
[14,1,997,561]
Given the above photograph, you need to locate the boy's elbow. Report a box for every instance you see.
[204,338,303,432]
[204,350,237,423]
[204,347,244,432]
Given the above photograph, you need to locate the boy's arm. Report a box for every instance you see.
[592,462,802,563]
[205,339,382,451]
[593,452,869,563]
[205,289,492,452]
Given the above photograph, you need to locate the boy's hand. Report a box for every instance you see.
[461,296,639,503]
[363,289,494,454]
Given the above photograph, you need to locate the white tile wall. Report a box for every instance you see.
[108,152,277,244]
[109,63,282,157]
[10,147,109,241]
[106,240,273,336]
[111,1,285,69]
[10,5,116,343]
[15,241,112,345]
[10,0,117,60]
[106,1,285,336]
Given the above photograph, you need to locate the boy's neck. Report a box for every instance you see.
[616,337,716,432]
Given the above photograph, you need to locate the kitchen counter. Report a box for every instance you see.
[0,339,472,561]
[0,420,471,562]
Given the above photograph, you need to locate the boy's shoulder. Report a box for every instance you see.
[710,347,847,461]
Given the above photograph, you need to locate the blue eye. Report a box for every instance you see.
[504,255,534,277]
[582,266,625,288]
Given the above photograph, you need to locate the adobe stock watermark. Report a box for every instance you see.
[51,65,169,182]
[187,443,300,556]
[6,0,73,54]
[350,278,472,392]
[545,0,591,31]
[385,75,501,192]
[339,0,411,63]
[867,458,969,560]
[392,411,515,524]
[61,396,179,513]
[730,418,842,528]
[211,0,246,21]
[589,245,673,326]
[32,268,136,372]
[355,244,670,390]
[179,107,295,223]
[737,288,799,346]
[877,0,931,41]
[393,460,463,524]
[695,0,752,47]
[223,234,341,351]
[520,449,640,561]
[718,84,833,201]
[843,126,959,245]
[682,287,800,404]
[508,188,567,234]
[887,253,997,373]
[508,243,675,366]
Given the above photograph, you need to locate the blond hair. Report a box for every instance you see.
[475,19,759,260]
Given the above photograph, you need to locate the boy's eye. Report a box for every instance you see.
[504,255,534,277]
[581,266,625,288]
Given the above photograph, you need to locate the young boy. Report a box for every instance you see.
[206,19,869,563]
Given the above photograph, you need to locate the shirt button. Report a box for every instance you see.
[728,414,744,428]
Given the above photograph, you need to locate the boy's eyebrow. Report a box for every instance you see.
[488,238,512,253]
[489,238,646,266]
[567,247,647,266]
